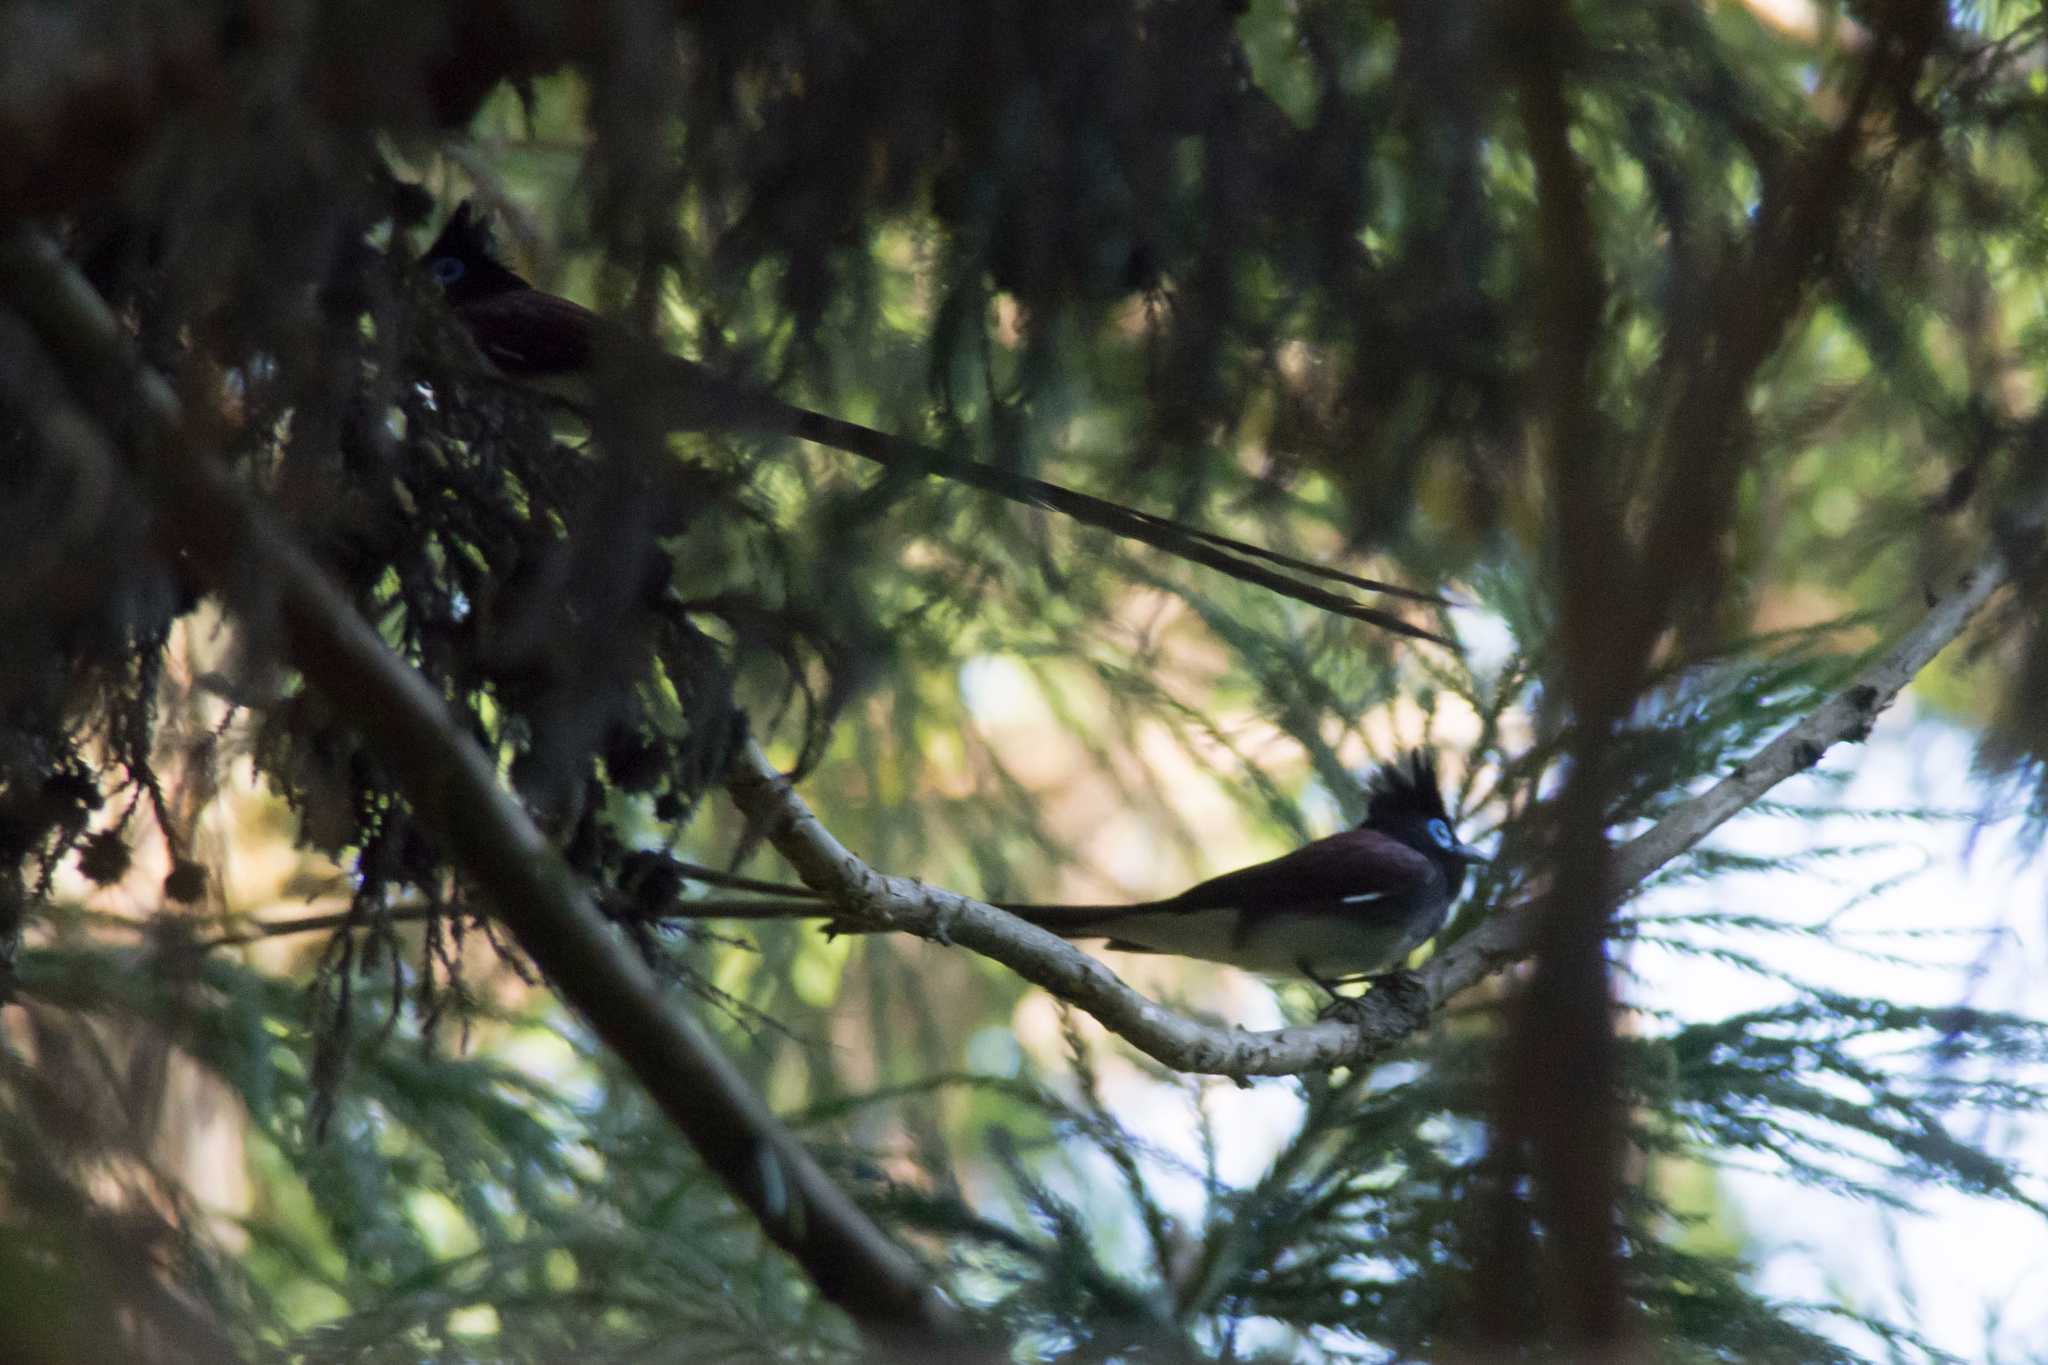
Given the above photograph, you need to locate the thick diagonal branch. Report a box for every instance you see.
[0,226,975,1354]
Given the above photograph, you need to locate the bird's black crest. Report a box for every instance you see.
[426,200,494,262]
[1364,750,1448,824]
[422,200,533,302]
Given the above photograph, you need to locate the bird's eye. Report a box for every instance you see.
[1426,818,1454,850]
[430,257,465,286]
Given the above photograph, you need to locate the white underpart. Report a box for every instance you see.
[1099,905,1422,978]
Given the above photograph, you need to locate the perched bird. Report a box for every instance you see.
[421,201,598,393]
[416,199,1452,640]
[666,750,1489,989]
[420,201,747,420]
[1006,750,1488,988]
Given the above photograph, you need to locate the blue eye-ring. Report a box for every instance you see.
[430,256,465,286]
[1426,817,1454,850]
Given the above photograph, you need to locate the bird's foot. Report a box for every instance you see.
[1367,968,1434,1027]
[1312,968,1428,1024]
[1315,992,1373,1025]
[1301,962,1362,1021]
[1367,967,1427,1007]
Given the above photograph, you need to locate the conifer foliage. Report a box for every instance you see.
[0,1,2045,1360]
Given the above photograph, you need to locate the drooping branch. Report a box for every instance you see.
[723,548,2016,1078]
[0,226,979,1356]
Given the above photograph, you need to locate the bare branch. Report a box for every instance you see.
[226,546,2017,1083]
[724,551,2014,1078]
[1611,564,2012,886]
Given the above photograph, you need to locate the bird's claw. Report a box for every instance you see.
[1370,967,1427,1003]
[1365,967,1432,1022]
[1314,968,1428,1024]
[1316,992,1373,1025]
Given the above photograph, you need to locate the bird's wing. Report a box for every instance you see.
[455,289,600,378]
[1001,830,1436,937]
[1162,827,1434,912]
[450,292,791,434]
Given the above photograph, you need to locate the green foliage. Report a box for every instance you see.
[22,596,2039,1361]
[788,975,2032,1362]
[12,941,854,1362]
[5,0,2048,1360]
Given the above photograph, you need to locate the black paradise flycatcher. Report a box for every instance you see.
[416,199,1455,643]
[664,751,1490,992]
[421,200,613,405]
[1008,750,1489,988]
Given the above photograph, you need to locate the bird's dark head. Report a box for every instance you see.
[1364,750,1489,865]
[422,201,532,304]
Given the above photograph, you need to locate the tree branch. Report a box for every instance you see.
[222,553,2018,1079]
[723,552,2014,1078]
[0,226,979,1355]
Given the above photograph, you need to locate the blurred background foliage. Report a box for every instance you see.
[3,0,2048,1359]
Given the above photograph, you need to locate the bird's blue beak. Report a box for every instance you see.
[1449,839,1491,864]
